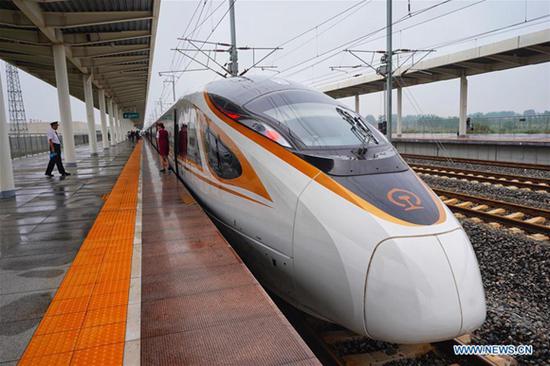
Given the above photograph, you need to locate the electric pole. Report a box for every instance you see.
[5,63,28,155]
[160,73,176,103]
[228,0,239,76]
[5,64,28,134]
[385,0,392,142]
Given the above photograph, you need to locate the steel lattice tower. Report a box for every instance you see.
[5,63,28,134]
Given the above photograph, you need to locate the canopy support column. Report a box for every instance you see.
[53,44,76,166]
[83,74,98,156]
[0,72,15,198]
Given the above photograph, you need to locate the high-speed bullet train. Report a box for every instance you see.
[148,76,486,343]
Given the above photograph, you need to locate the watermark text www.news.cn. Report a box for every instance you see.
[454,344,533,356]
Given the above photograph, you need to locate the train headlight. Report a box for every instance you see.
[238,119,291,148]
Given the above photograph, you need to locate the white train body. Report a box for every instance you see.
[150,76,486,343]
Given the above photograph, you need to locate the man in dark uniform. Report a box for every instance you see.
[45,121,71,177]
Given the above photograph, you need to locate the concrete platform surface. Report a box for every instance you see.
[0,143,134,365]
[393,133,550,146]
[1,141,319,365]
[139,142,319,366]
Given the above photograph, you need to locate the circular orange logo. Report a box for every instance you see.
[387,188,424,211]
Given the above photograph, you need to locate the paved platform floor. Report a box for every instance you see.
[1,141,318,365]
[0,143,135,365]
[139,143,318,365]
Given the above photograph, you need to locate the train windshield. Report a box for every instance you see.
[245,90,387,149]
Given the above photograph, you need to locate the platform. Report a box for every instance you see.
[392,133,550,165]
[1,141,318,365]
[393,133,550,146]
[0,143,135,365]
[138,142,318,365]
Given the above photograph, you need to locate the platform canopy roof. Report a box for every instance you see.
[0,0,160,127]
[321,29,550,99]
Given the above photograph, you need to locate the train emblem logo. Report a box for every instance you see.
[386,188,424,211]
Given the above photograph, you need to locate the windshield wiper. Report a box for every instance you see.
[337,108,377,159]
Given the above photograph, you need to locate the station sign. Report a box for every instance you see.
[123,112,140,119]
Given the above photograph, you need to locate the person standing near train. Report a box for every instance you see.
[156,122,170,173]
[45,121,70,178]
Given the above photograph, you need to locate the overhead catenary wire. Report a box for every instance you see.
[159,0,221,111]
[305,0,547,89]
[158,0,211,104]
[148,0,205,123]
[307,13,549,99]
[157,0,236,117]
[300,0,489,87]
[271,0,374,64]
[171,0,226,72]
[275,0,455,79]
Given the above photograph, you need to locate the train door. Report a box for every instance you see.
[165,113,175,165]
[172,108,178,176]
[177,108,188,163]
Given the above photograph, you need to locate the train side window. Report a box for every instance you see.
[204,127,242,179]
[187,109,202,165]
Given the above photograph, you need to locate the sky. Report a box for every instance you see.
[1,0,549,126]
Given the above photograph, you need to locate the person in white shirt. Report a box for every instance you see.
[45,121,70,177]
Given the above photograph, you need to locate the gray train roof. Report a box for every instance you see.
[205,76,314,106]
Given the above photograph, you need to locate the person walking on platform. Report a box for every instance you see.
[156,122,170,173]
[45,121,70,177]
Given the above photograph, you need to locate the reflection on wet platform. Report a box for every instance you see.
[0,143,134,364]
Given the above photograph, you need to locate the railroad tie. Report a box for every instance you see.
[529,234,550,241]
[505,212,525,220]
[471,205,489,211]
[525,216,546,225]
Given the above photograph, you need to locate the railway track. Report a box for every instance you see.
[306,319,517,366]
[411,163,550,192]
[433,188,550,240]
[402,154,550,172]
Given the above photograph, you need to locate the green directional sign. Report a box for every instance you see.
[123,112,140,119]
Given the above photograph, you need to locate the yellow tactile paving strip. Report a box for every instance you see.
[19,142,142,366]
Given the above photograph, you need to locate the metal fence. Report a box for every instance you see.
[8,133,103,159]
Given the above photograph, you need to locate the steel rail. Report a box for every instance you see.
[413,165,549,191]
[411,163,550,186]
[434,189,550,235]
[432,188,550,219]
[402,153,550,172]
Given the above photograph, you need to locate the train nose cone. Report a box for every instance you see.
[364,231,485,344]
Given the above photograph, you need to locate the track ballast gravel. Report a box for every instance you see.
[332,221,549,365]
[464,220,549,365]
[405,157,550,180]
[419,174,550,210]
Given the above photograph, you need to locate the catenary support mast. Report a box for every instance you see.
[386,0,393,142]
[228,0,238,76]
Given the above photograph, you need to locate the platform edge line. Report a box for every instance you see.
[124,148,142,366]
